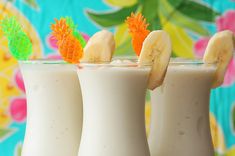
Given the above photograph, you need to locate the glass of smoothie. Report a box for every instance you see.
[77,58,151,156]
[148,30,234,156]
[19,60,83,156]
[148,58,216,156]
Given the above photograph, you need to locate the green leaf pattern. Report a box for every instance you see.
[86,0,219,57]
[15,143,22,156]
[159,0,210,36]
[23,0,39,10]
[86,4,138,27]
[0,128,15,142]
[168,0,220,22]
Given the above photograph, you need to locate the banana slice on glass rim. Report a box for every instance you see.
[203,30,235,88]
[139,30,172,90]
[81,30,115,62]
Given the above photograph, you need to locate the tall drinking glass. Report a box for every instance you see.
[77,59,151,156]
[148,59,216,156]
[19,60,83,156]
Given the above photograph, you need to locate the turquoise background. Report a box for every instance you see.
[204,0,235,149]
[0,0,235,155]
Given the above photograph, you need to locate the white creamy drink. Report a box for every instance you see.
[148,60,216,156]
[19,60,83,156]
[77,60,150,156]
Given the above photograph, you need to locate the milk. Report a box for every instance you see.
[77,62,150,156]
[149,62,216,156]
[19,60,83,156]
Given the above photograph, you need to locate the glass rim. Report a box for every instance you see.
[18,59,68,65]
[168,58,216,65]
[78,62,152,68]
[18,57,217,66]
[78,56,151,68]
[78,57,216,67]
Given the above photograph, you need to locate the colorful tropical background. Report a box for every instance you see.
[0,0,234,155]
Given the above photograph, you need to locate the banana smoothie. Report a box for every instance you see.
[149,60,216,156]
[20,60,83,156]
[149,30,234,156]
[75,16,172,156]
[77,60,151,156]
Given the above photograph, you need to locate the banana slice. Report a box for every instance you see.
[82,30,115,62]
[139,30,172,90]
[203,30,234,88]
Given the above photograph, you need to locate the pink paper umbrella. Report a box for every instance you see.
[15,69,25,93]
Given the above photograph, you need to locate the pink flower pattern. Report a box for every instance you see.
[193,37,210,58]
[216,10,235,33]
[47,35,58,50]
[10,98,27,123]
[46,53,62,60]
[10,70,27,123]
[194,10,235,86]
